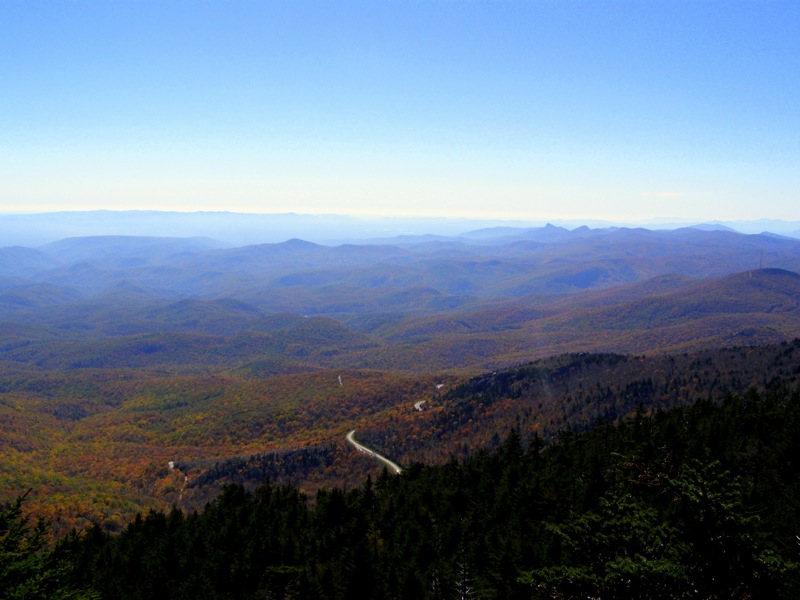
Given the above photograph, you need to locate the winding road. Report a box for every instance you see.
[346,430,402,474]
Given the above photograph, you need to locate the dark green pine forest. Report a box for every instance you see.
[5,374,800,599]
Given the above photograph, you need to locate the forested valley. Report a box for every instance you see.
[5,370,800,599]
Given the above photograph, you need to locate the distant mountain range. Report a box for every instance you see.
[1,225,799,372]
[1,210,799,246]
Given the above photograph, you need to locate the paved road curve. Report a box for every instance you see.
[346,430,402,474]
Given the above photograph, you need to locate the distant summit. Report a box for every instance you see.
[689,223,738,232]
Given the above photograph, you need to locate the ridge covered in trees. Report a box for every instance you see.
[5,358,800,599]
[3,340,800,535]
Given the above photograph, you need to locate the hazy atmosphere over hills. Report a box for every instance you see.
[3,0,800,596]
[3,213,800,597]
[2,217,800,373]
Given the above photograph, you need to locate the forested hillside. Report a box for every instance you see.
[0,368,441,533]
[196,339,800,485]
[2,340,799,534]
[5,380,800,598]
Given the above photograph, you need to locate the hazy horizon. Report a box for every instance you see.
[1,209,799,248]
[2,2,798,223]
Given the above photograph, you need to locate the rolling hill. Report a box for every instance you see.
[2,225,800,534]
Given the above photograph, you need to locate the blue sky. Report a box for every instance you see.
[1,1,798,222]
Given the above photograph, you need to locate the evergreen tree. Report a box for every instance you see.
[0,492,97,600]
